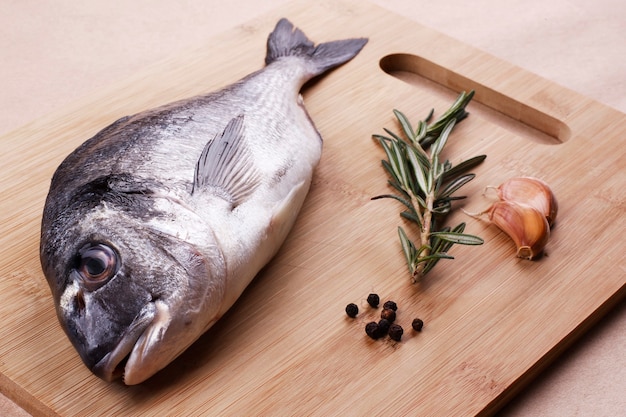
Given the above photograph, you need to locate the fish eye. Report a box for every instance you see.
[76,243,118,290]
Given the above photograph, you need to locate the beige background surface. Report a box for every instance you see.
[1,0,624,415]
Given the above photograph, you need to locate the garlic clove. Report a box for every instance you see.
[488,201,550,260]
[496,176,558,227]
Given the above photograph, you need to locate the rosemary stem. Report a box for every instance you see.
[422,191,435,249]
[374,90,485,282]
[412,183,435,282]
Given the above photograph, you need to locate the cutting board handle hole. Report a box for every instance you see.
[379,54,571,144]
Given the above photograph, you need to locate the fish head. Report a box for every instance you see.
[40,195,226,385]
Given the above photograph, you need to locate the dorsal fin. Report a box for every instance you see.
[192,115,260,206]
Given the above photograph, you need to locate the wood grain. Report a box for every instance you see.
[1,0,624,415]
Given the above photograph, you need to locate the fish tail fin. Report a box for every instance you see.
[265,18,367,76]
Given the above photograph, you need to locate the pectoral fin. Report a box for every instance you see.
[192,115,260,206]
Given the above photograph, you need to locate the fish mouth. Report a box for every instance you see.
[92,302,157,383]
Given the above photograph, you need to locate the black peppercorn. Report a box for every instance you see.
[365,321,381,339]
[380,308,396,322]
[388,323,403,341]
[345,303,358,318]
[366,293,380,308]
[383,300,397,311]
[377,318,391,335]
[412,318,424,332]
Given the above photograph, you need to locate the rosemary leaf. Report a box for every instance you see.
[386,178,410,198]
[420,253,455,262]
[400,210,421,225]
[372,194,414,212]
[437,223,468,254]
[380,159,396,179]
[431,203,452,215]
[430,226,450,255]
[391,141,412,191]
[416,120,428,144]
[429,231,484,245]
[424,108,435,123]
[379,139,403,186]
[380,128,404,143]
[441,155,487,182]
[430,119,456,158]
[406,146,430,195]
[438,173,476,199]
[398,226,418,274]
[393,109,416,141]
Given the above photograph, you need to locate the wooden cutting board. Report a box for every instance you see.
[1,0,624,415]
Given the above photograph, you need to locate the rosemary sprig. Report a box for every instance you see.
[372,91,486,283]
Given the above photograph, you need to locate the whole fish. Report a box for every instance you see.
[40,18,367,385]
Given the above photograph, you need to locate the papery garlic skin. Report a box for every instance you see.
[488,201,550,260]
[496,176,558,227]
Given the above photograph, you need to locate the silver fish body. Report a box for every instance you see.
[40,19,367,385]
